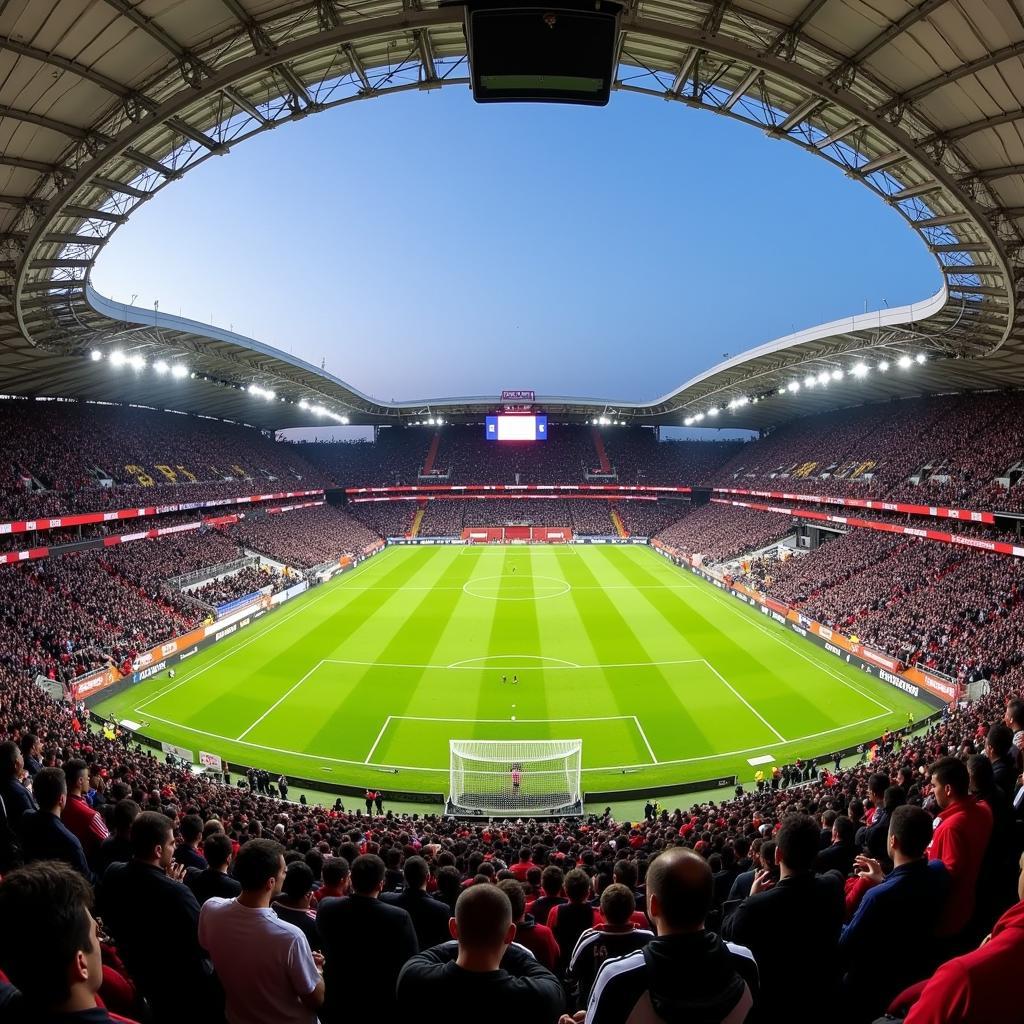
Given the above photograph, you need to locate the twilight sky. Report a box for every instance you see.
[93,86,938,409]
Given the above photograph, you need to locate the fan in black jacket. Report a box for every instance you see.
[585,848,758,1024]
[397,882,564,1024]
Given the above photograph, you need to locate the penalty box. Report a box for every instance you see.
[364,714,658,769]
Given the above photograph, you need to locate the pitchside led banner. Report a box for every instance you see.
[485,414,548,441]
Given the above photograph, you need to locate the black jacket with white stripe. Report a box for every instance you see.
[585,931,758,1024]
[568,925,655,1008]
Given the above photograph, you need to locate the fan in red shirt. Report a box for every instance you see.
[499,879,560,972]
[61,759,110,865]
[926,757,993,939]
[547,869,603,976]
[509,847,536,882]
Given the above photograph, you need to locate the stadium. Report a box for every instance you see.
[0,2,1022,1023]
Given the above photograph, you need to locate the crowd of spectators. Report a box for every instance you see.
[293,430,429,487]
[613,500,688,537]
[229,506,381,569]
[187,564,290,608]
[602,431,746,485]
[654,504,795,565]
[346,501,416,538]
[708,392,1024,512]
[0,400,330,524]
[0,629,1021,1023]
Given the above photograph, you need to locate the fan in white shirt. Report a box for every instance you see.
[199,838,324,1024]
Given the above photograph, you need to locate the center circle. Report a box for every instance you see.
[462,574,571,601]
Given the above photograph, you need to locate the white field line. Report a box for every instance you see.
[702,659,787,743]
[133,547,399,714]
[134,708,891,775]
[632,716,659,764]
[385,714,637,723]
[320,657,706,671]
[698,585,893,714]
[337,583,697,592]
[363,716,393,763]
[236,660,325,740]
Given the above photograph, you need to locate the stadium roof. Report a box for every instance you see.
[2,0,1024,432]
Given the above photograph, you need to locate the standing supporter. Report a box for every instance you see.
[838,805,949,1021]
[187,832,242,904]
[315,853,418,1023]
[382,855,452,950]
[17,766,91,878]
[98,811,221,1024]
[61,759,109,866]
[498,878,560,972]
[529,864,567,929]
[509,846,536,881]
[95,799,140,877]
[927,756,993,941]
[174,813,207,870]
[580,849,757,1024]
[0,861,138,1024]
[901,852,1024,1024]
[396,882,564,1024]
[200,839,324,1024]
[567,882,653,1008]
[548,868,603,976]
[271,861,323,951]
[723,814,843,1024]
[310,855,349,906]
[986,722,1019,798]
[0,741,35,833]
[814,815,857,876]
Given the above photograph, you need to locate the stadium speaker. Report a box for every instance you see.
[445,1,624,106]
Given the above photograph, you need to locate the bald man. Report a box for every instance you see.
[396,882,564,1023]
[579,849,758,1024]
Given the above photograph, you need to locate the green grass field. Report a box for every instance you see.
[95,544,931,799]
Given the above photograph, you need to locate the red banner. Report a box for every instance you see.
[713,487,995,525]
[710,498,1024,559]
[0,488,323,537]
[346,483,692,495]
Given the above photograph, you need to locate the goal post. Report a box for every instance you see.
[447,739,583,817]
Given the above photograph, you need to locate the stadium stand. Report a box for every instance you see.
[187,564,291,607]
[228,505,380,569]
[653,504,795,565]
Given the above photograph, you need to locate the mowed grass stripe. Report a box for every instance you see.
[615,547,878,733]
[147,548,418,732]
[301,548,476,759]
[563,547,708,762]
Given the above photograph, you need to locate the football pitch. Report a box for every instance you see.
[95,544,930,801]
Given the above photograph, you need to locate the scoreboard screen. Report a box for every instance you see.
[485,415,548,441]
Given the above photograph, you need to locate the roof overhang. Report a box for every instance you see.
[1,1,1022,430]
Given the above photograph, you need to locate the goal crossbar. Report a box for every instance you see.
[447,738,583,818]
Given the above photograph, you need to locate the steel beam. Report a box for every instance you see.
[90,177,153,200]
[60,206,128,224]
[848,0,951,66]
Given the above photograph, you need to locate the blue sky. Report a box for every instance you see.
[94,87,937,411]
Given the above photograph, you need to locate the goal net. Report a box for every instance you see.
[447,739,583,817]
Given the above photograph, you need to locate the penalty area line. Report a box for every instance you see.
[632,716,659,764]
[364,716,394,764]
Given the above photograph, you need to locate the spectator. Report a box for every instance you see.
[396,881,564,1024]
[567,882,653,1008]
[315,853,418,1023]
[382,855,452,950]
[0,861,132,1024]
[61,759,110,867]
[98,811,220,1024]
[17,766,91,878]
[0,740,35,835]
[530,865,567,930]
[509,846,536,882]
[310,855,349,906]
[815,814,858,876]
[723,814,843,1024]
[95,799,140,877]
[174,813,207,870]
[986,722,1019,797]
[200,838,324,1024]
[186,831,242,905]
[900,852,1024,1024]
[581,848,757,1024]
[498,878,560,973]
[548,868,602,976]
[271,861,322,951]
[927,756,993,940]
[838,805,949,1020]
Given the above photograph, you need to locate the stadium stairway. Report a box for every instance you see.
[408,502,426,538]
[590,428,613,474]
[610,507,629,538]
[421,431,442,476]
